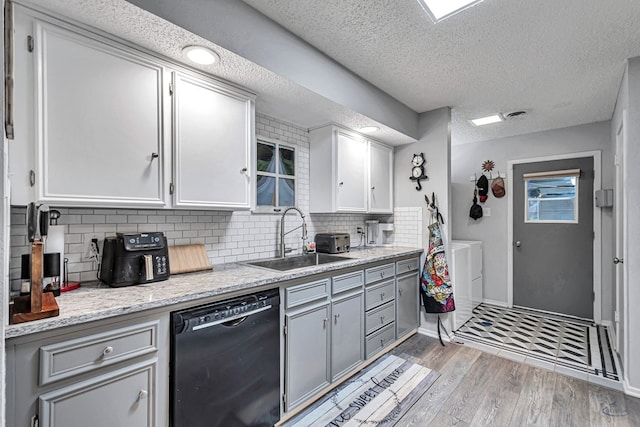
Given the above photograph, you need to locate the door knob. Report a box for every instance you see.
[614,257,624,264]
[515,241,522,247]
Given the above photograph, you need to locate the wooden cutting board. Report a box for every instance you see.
[168,244,213,275]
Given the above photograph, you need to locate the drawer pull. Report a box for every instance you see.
[380,315,385,323]
[380,338,386,346]
[137,389,148,402]
[102,346,114,357]
[380,271,385,278]
[380,292,385,300]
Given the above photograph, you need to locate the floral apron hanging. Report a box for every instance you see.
[420,222,455,314]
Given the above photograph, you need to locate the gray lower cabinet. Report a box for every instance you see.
[396,257,421,339]
[5,314,168,427]
[39,360,156,427]
[284,270,364,411]
[284,301,331,411]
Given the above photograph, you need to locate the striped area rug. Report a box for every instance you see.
[283,354,439,427]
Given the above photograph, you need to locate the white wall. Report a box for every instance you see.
[394,107,451,334]
[451,121,614,317]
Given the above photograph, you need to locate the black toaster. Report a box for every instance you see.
[315,233,350,254]
[99,232,170,287]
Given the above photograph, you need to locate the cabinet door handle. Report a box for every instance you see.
[151,152,159,159]
[136,389,148,402]
[241,167,248,174]
[334,313,340,324]
[323,318,328,329]
[339,181,344,186]
[399,288,403,296]
[371,186,375,190]
[102,346,114,357]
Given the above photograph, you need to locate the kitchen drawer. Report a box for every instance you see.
[396,258,420,275]
[365,322,396,359]
[365,279,395,310]
[332,270,364,295]
[39,321,159,386]
[285,279,329,309]
[365,301,395,335]
[365,263,395,284]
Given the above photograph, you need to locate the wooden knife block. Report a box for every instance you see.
[11,240,59,324]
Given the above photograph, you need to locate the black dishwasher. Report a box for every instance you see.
[170,289,280,427]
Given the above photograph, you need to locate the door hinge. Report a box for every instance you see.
[593,291,595,302]
[169,183,174,195]
[282,393,286,407]
[283,324,287,336]
[169,82,173,96]
[31,414,39,427]
[27,35,34,52]
[29,169,35,187]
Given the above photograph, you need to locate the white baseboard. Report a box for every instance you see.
[623,379,640,398]
[418,326,452,342]
[482,298,508,308]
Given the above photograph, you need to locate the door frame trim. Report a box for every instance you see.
[507,150,602,323]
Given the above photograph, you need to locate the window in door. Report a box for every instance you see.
[256,137,296,212]
[524,169,580,223]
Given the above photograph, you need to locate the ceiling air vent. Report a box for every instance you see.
[506,111,526,118]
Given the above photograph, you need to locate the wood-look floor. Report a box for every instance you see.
[390,334,640,426]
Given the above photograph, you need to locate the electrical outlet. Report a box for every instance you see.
[356,226,364,234]
[83,233,104,260]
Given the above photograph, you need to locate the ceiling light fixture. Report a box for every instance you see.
[359,126,380,133]
[182,45,220,65]
[417,0,484,23]
[469,114,504,126]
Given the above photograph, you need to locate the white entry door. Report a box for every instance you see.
[614,113,627,361]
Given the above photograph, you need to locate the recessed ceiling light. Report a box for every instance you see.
[182,45,220,65]
[469,114,504,126]
[417,0,484,22]
[359,126,380,133]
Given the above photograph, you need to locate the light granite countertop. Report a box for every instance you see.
[6,246,423,339]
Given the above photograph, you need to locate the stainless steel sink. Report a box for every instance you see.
[246,253,353,271]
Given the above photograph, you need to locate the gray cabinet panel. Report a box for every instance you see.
[285,279,329,309]
[365,301,395,335]
[365,323,395,359]
[365,279,395,310]
[331,292,364,382]
[285,303,330,411]
[396,272,420,339]
[332,270,364,295]
[40,321,158,386]
[365,263,395,284]
[39,360,156,427]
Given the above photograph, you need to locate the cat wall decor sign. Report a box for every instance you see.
[410,153,428,191]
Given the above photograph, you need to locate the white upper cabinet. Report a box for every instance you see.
[368,141,393,213]
[172,72,254,209]
[310,125,393,214]
[336,131,368,212]
[11,11,166,207]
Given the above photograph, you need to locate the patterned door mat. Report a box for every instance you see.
[455,304,619,381]
[282,354,440,427]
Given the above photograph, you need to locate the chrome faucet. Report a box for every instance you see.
[280,207,308,258]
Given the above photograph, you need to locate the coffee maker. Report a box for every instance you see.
[99,232,170,287]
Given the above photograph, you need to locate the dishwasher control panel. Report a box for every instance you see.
[195,299,269,326]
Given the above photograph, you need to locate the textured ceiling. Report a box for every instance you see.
[242,0,640,144]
